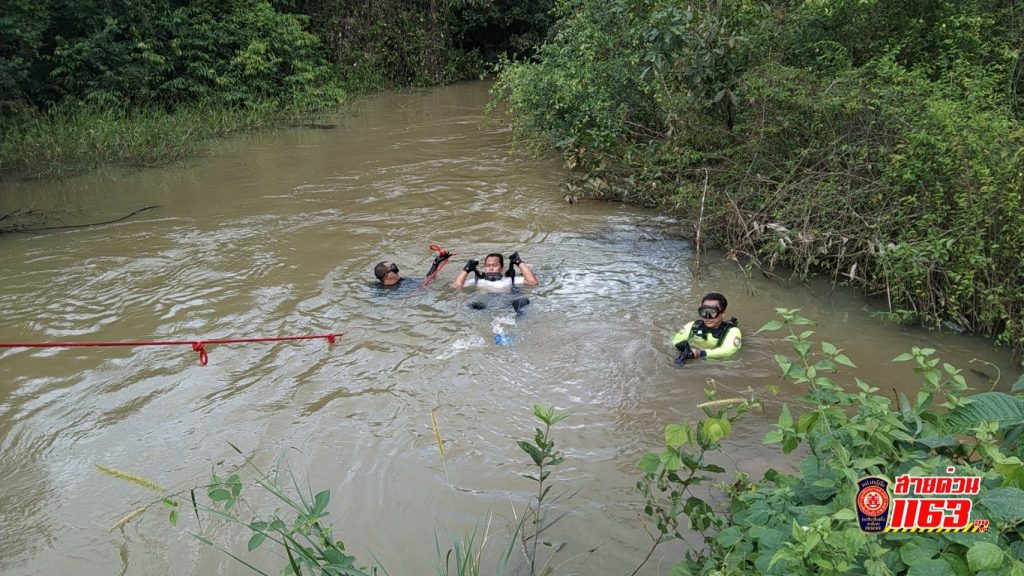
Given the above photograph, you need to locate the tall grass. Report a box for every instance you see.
[0,99,336,180]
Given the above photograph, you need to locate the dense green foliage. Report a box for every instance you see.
[1,0,344,112]
[0,0,557,178]
[493,0,1024,354]
[639,309,1024,575]
[0,0,556,112]
[284,0,555,91]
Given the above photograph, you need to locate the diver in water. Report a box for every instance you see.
[373,251,451,289]
[452,252,536,312]
[671,292,742,365]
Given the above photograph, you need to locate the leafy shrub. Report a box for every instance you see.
[492,0,1024,354]
[638,309,1024,575]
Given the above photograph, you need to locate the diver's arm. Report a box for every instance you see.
[518,262,538,286]
[671,322,696,347]
[452,259,479,289]
[702,327,743,359]
[426,251,451,278]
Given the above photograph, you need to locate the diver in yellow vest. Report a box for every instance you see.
[671,292,742,365]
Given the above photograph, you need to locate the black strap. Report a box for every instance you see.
[505,256,516,286]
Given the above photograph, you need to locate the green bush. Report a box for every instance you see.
[492,0,1024,353]
[638,309,1024,575]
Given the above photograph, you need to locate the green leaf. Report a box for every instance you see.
[778,406,793,429]
[669,560,695,576]
[782,436,799,453]
[702,418,731,442]
[322,547,355,567]
[313,489,330,514]
[808,478,837,500]
[893,353,914,362]
[967,542,1004,571]
[900,537,942,566]
[762,430,783,445]
[821,342,838,355]
[832,509,855,521]
[248,532,267,551]
[660,448,683,471]
[638,452,661,474]
[908,559,956,576]
[532,403,546,420]
[979,487,1024,522]
[208,488,232,502]
[1012,374,1024,393]
[940,553,970,576]
[757,320,784,333]
[517,440,543,465]
[796,411,820,434]
[812,359,836,372]
[851,457,886,469]
[550,410,570,425]
[946,392,1024,432]
[169,508,179,527]
[834,354,856,368]
[226,474,242,498]
[714,526,744,548]
[665,424,690,447]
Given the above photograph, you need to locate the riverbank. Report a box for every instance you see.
[491,0,1024,357]
[0,99,343,181]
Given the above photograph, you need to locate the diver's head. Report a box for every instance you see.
[483,253,503,275]
[698,292,728,328]
[374,261,400,286]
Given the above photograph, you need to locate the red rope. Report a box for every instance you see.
[0,332,345,366]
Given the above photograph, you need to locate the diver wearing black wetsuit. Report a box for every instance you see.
[373,252,451,292]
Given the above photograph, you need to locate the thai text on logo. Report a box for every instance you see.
[856,467,989,533]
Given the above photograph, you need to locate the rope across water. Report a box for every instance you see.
[0,332,345,365]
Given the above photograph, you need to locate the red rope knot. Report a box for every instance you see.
[191,341,208,366]
[326,333,336,344]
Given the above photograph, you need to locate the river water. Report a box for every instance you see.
[0,81,1019,575]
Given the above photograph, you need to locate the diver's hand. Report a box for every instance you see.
[463,259,479,273]
[691,346,704,359]
[434,251,452,265]
[509,252,523,266]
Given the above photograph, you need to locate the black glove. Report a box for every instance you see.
[433,251,451,265]
[509,252,523,266]
[674,341,693,366]
[463,259,479,273]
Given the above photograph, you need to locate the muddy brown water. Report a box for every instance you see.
[0,81,1019,575]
